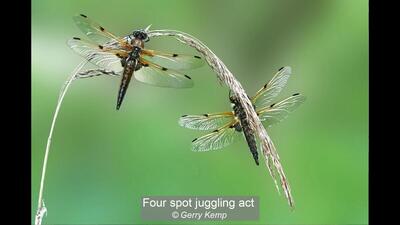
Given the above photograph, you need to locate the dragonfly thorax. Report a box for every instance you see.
[129,47,141,58]
[233,120,243,132]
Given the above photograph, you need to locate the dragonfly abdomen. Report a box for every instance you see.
[232,98,259,166]
[116,57,137,110]
[242,125,259,166]
[116,46,143,110]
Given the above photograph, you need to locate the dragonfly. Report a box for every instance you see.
[178,66,306,165]
[67,14,204,110]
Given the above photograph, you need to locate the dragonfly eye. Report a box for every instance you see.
[132,30,148,41]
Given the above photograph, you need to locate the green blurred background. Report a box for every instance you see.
[32,0,368,224]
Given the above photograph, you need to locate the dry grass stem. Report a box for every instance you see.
[35,61,88,225]
[148,30,294,208]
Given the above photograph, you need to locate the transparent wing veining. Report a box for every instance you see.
[73,14,129,48]
[67,37,125,72]
[134,60,193,88]
[257,93,306,127]
[178,112,234,131]
[141,49,204,71]
[251,66,292,108]
[191,121,241,152]
[76,68,121,79]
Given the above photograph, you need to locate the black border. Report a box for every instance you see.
[369,0,391,223]
[3,0,31,224]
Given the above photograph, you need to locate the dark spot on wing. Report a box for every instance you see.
[184,75,192,79]
[182,115,188,117]
[172,54,178,57]
[292,93,300,96]
[270,103,275,107]
[203,114,209,117]
[80,14,87,18]
[116,53,121,57]
[194,56,201,59]
[229,125,235,128]
[263,83,268,88]
[279,67,284,71]
[192,138,198,142]
[212,129,219,133]
[98,45,104,49]
[143,64,149,67]
[161,67,168,71]
[73,37,81,40]
[99,26,105,31]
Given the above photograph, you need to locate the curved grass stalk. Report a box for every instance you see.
[35,61,88,225]
[148,30,294,208]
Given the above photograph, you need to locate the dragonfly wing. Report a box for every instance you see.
[141,49,204,71]
[257,93,306,127]
[73,14,129,48]
[134,60,193,88]
[67,37,125,72]
[191,121,241,152]
[251,66,292,108]
[76,69,121,79]
[178,112,234,131]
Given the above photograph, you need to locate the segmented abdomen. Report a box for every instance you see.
[232,100,259,165]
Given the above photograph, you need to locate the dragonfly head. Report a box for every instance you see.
[132,30,149,42]
[228,90,238,104]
